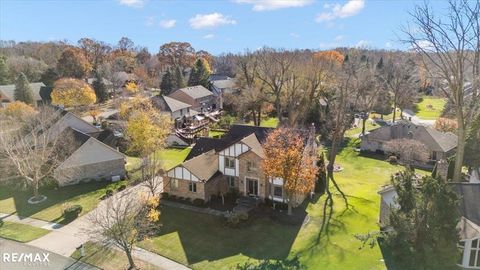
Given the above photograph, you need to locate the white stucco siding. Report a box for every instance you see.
[219,156,225,174]
[167,166,200,182]
[219,143,249,157]
[58,138,124,169]
[224,167,235,176]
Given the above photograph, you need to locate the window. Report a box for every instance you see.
[469,238,480,268]
[273,186,283,197]
[189,182,197,193]
[171,179,179,190]
[227,176,235,188]
[247,161,256,172]
[225,157,235,169]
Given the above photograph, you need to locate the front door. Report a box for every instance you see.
[246,178,258,196]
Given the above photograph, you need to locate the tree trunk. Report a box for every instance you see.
[287,201,293,215]
[400,108,404,120]
[361,118,367,135]
[257,107,262,127]
[453,109,466,182]
[125,249,137,270]
[33,180,39,199]
[381,114,384,120]
[392,107,397,123]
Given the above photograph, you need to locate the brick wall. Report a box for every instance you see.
[54,158,125,186]
[163,176,206,201]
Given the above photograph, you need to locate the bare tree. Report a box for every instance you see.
[88,191,159,270]
[384,138,430,168]
[0,107,74,201]
[142,154,164,196]
[403,0,480,181]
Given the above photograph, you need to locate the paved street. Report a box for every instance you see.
[0,238,98,270]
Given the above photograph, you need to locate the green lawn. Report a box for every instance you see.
[208,130,225,138]
[138,140,416,269]
[71,241,160,270]
[344,120,380,137]
[413,96,447,120]
[0,181,126,224]
[127,147,192,173]
[0,221,49,242]
[246,117,279,128]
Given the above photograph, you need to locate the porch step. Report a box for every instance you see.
[233,196,260,213]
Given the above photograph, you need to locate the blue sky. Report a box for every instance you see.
[0,0,448,55]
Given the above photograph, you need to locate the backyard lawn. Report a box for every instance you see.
[413,96,447,120]
[0,221,49,242]
[246,117,279,128]
[0,180,126,224]
[138,139,411,270]
[127,147,192,174]
[71,241,160,270]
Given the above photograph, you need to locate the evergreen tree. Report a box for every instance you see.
[188,58,211,88]
[464,111,480,169]
[160,68,175,95]
[40,67,59,88]
[14,73,34,105]
[92,73,108,103]
[385,170,460,270]
[0,55,10,85]
[174,65,185,89]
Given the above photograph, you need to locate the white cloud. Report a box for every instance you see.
[203,34,215,39]
[316,0,365,22]
[119,0,145,8]
[159,19,176,29]
[355,40,369,47]
[235,0,313,11]
[145,16,155,27]
[189,13,236,29]
[290,32,300,38]
[385,42,392,48]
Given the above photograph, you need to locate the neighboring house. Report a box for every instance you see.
[360,121,457,162]
[86,77,114,92]
[209,74,237,109]
[164,125,311,205]
[378,183,480,270]
[168,85,216,112]
[48,109,126,186]
[0,82,46,107]
[151,95,192,120]
[165,134,189,147]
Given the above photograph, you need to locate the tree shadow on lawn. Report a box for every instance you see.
[154,204,305,265]
[0,182,113,224]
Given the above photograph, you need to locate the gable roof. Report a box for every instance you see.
[185,137,228,161]
[452,183,480,226]
[172,85,213,100]
[152,95,191,112]
[182,150,219,181]
[0,82,46,102]
[240,133,265,158]
[425,128,458,152]
[224,125,274,144]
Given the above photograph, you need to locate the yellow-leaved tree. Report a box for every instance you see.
[262,128,318,215]
[1,101,36,120]
[51,78,96,108]
[124,81,139,94]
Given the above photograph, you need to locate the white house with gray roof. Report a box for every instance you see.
[0,82,46,107]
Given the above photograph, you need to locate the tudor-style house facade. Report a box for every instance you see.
[163,125,294,203]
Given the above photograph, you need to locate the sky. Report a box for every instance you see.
[0,0,449,55]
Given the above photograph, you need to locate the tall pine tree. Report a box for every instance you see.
[174,66,185,90]
[160,68,175,95]
[14,73,34,105]
[0,55,10,85]
[92,73,108,103]
[188,58,211,88]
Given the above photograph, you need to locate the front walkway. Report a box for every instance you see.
[0,212,63,230]
[161,200,226,217]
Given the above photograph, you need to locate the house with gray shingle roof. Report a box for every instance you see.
[168,85,216,112]
[151,95,192,120]
[0,82,46,107]
[360,121,457,163]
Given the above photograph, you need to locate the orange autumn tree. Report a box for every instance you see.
[2,101,36,120]
[262,128,318,215]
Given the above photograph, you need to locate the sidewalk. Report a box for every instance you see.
[0,212,64,230]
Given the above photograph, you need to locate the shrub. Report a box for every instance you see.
[224,211,240,228]
[63,205,82,220]
[387,155,398,165]
[274,202,288,210]
[170,195,177,200]
[160,192,169,199]
[117,184,126,192]
[192,198,205,206]
[237,211,249,221]
[105,189,114,197]
[40,178,59,190]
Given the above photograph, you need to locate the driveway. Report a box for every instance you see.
[0,238,98,270]
[402,109,436,126]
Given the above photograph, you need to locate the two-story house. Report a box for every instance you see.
[168,85,216,112]
[151,95,193,120]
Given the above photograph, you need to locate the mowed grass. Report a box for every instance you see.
[413,96,447,120]
[127,147,192,173]
[0,181,126,224]
[0,221,49,242]
[246,117,279,128]
[71,241,160,270]
[138,139,412,270]
[344,120,380,137]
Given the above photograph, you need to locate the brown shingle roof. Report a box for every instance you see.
[182,150,219,181]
